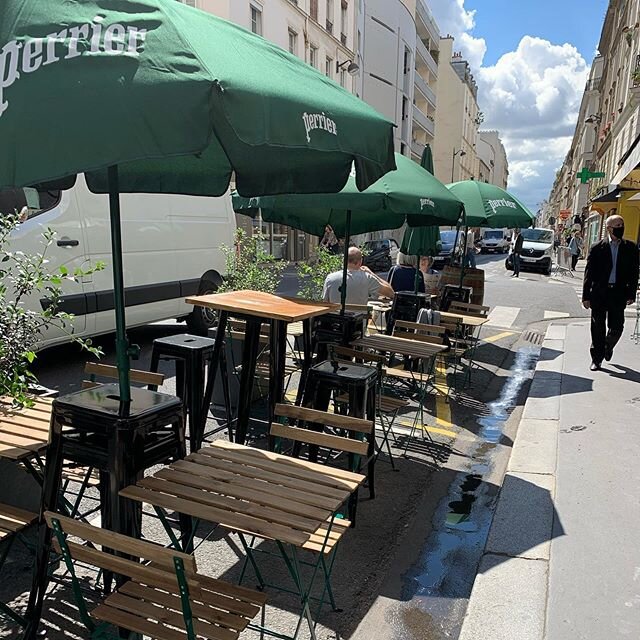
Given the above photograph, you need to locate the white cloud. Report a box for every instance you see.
[428,3,590,212]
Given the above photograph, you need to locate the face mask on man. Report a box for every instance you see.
[611,226,624,239]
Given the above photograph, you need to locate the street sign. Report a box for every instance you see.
[559,209,571,220]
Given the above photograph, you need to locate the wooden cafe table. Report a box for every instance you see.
[120,439,365,640]
[187,291,337,445]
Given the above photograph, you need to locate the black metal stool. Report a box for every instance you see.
[386,291,432,334]
[150,333,224,451]
[24,385,189,638]
[301,360,378,505]
[313,310,368,362]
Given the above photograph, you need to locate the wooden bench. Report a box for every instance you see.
[45,511,266,640]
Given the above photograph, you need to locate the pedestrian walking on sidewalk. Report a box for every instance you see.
[568,230,583,271]
[582,214,639,370]
[510,228,524,277]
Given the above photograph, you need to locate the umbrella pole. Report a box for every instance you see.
[107,165,132,403]
[340,210,352,315]
[459,210,468,292]
[414,255,421,293]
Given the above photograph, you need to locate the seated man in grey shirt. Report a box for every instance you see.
[323,246,394,304]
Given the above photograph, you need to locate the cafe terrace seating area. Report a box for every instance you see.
[0,280,489,640]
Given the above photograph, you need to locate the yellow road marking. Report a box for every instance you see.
[482,330,516,344]
[398,421,457,438]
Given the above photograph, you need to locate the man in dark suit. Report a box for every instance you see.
[582,214,639,370]
[510,228,524,277]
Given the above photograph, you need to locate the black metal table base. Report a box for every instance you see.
[23,385,188,640]
[202,312,314,446]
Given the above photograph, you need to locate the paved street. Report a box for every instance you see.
[0,254,615,640]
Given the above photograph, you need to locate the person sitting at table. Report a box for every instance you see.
[323,246,394,304]
[420,255,440,295]
[387,252,425,293]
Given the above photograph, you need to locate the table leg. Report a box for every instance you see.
[268,320,288,430]
[23,415,64,640]
[234,318,262,445]
[200,311,229,436]
[187,351,205,452]
[293,319,313,407]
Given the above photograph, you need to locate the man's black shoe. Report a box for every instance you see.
[590,361,601,371]
[604,345,613,361]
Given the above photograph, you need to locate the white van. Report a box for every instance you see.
[1,175,235,348]
[479,228,510,253]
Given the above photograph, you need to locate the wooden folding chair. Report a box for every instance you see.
[45,511,266,640]
[272,404,374,525]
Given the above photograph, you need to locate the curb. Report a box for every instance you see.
[458,324,564,640]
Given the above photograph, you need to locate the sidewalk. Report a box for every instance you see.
[458,319,640,639]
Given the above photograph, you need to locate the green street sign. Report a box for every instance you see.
[576,167,606,184]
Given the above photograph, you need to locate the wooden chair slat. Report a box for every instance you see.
[271,423,369,457]
[84,362,165,387]
[45,511,197,575]
[91,604,186,640]
[394,320,447,335]
[274,403,373,434]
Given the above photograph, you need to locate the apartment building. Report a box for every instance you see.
[476,131,509,188]
[183,0,359,259]
[432,37,481,184]
[547,0,640,246]
[411,0,439,162]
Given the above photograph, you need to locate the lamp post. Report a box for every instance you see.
[452,148,466,182]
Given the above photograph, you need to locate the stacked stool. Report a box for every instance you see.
[150,333,228,451]
[301,359,378,502]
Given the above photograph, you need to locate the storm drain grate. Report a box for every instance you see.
[523,330,544,345]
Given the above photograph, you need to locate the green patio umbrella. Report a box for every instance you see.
[0,0,396,401]
[447,181,536,228]
[399,145,443,292]
[233,153,464,311]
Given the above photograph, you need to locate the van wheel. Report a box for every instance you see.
[186,279,219,335]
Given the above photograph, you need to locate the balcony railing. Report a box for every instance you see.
[341,32,347,46]
[412,105,434,136]
[414,73,436,108]
[326,19,333,35]
[416,37,438,76]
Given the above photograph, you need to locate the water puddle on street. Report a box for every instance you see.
[396,346,539,639]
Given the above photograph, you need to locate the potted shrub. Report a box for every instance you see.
[0,209,103,407]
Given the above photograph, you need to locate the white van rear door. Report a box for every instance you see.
[3,186,88,346]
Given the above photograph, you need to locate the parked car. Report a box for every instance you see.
[505,228,554,275]
[362,238,399,272]
[433,229,463,270]
[479,228,510,253]
[1,176,236,347]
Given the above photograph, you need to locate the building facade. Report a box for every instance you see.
[432,37,481,185]
[185,0,359,259]
[476,130,509,188]
[411,0,439,161]
[546,0,640,247]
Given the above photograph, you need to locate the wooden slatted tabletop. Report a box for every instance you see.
[0,397,52,460]
[352,334,447,359]
[120,440,365,550]
[186,291,338,323]
[440,311,489,328]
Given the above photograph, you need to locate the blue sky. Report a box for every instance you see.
[429,0,610,211]
[465,0,609,66]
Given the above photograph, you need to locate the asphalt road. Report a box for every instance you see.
[1,254,593,640]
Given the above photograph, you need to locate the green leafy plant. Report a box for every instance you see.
[219,228,287,294]
[297,246,344,301]
[0,210,105,406]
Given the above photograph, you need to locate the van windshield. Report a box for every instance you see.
[440,230,458,243]
[0,187,60,218]
[522,228,553,243]
[484,230,503,239]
